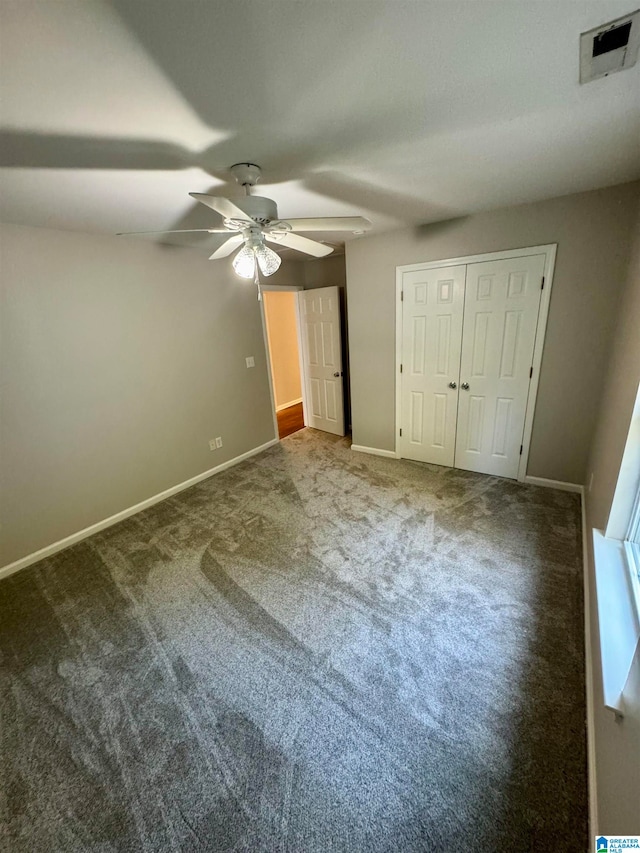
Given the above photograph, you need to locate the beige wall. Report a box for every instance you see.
[0,222,278,567]
[263,291,302,409]
[303,254,347,290]
[346,181,640,484]
[584,204,640,833]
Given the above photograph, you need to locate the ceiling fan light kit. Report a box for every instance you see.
[232,244,259,279]
[117,163,372,287]
[232,240,282,279]
[253,243,281,276]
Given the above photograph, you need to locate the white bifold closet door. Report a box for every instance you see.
[399,254,545,479]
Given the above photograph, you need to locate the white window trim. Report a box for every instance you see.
[627,484,640,544]
[624,486,640,609]
[593,528,640,720]
[624,539,640,601]
[612,383,640,596]
[593,383,640,719]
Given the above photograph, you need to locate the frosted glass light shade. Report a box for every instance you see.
[232,245,256,278]
[254,244,281,276]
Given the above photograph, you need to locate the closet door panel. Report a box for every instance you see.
[399,266,465,465]
[455,255,545,478]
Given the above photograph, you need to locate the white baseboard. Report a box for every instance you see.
[351,444,399,459]
[0,438,279,581]
[523,475,583,493]
[275,398,303,412]
[581,488,599,838]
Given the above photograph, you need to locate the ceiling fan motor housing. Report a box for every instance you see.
[231,195,278,226]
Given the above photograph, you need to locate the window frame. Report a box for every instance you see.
[594,381,640,719]
[623,486,640,608]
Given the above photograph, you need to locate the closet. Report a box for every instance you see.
[397,249,552,479]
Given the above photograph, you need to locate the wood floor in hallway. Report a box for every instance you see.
[277,402,304,438]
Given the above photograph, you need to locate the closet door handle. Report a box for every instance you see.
[448,381,457,389]
[461,382,470,390]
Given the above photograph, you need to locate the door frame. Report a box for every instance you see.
[395,243,557,482]
[259,284,305,441]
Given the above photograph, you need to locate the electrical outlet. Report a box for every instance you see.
[209,439,217,451]
[245,356,255,368]
[215,436,223,449]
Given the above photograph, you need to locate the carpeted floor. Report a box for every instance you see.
[0,429,587,852]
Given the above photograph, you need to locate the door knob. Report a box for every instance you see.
[448,381,457,389]
[333,371,342,377]
[461,382,470,390]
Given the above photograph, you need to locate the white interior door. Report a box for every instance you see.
[454,255,545,478]
[297,286,345,436]
[399,265,465,465]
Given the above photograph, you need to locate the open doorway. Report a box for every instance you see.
[261,282,347,441]
[262,288,305,439]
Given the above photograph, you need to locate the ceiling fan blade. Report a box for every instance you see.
[116,228,229,236]
[265,232,333,258]
[209,235,244,259]
[279,216,372,232]
[189,193,253,224]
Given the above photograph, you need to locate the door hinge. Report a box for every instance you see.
[400,363,403,373]
[520,444,523,455]
[529,366,533,379]
[541,276,545,290]
[399,428,403,437]
[400,291,404,301]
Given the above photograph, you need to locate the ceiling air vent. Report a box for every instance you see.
[580,10,640,82]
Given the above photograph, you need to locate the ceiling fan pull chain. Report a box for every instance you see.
[254,265,262,301]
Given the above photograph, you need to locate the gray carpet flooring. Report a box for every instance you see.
[0,429,587,852]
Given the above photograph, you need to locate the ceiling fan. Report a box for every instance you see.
[117,163,372,280]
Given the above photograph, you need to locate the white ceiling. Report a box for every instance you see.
[1,0,639,256]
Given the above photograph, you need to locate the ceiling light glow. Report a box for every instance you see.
[232,241,282,279]
[232,245,256,278]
